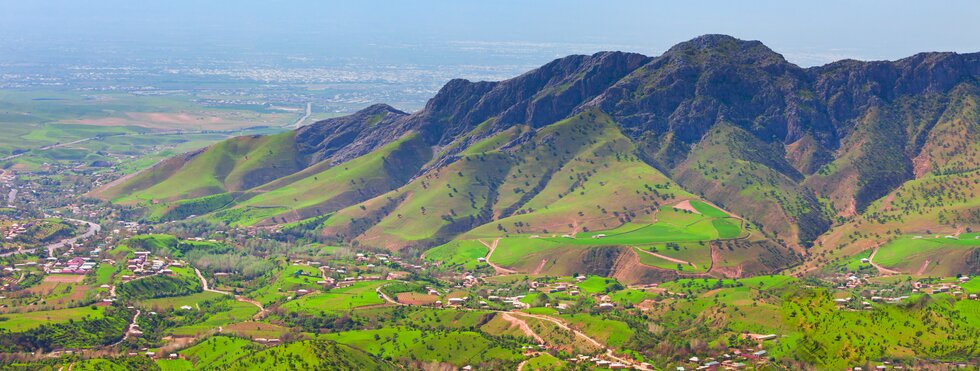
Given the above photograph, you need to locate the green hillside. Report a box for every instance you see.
[97,131,302,204]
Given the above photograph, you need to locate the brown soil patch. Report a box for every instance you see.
[672,199,700,214]
[531,259,548,275]
[912,152,931,178]
[915,260,930,276]
[879,192,897,212]
[396,292,439,305]
[499,313,544,344]
[635,299,657,311]
[43,274,85,283]
[223,321,291,339]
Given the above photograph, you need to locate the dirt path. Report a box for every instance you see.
[868,246,901,275]
[110,309,141,346]
[194,268,231,295]
[509,312,644,369]
[194,267,266,316]
[478,238,517,275]
[500,312,544,344]
[236,296,267,319]
[376,283,405,306]
[915,260,930,276]
[633,246,697,268]
[531,259,547,275]
[511,312,602,349]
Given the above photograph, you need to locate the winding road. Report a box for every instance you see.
[110,309,142,346]
[0,218,101,257]
[868,245,901,275]
[478,238,517,275]
[193,268,266,318]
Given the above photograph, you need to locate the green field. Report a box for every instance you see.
[248,264,324,305]
[874,234,980,275]
[169,300,259,336]
[281,280,388,314]
[139,291,224,310]
[223,338,393,369]
[440,205,741,273]
[423,240,489,270]
[560,313,633,348]
[165,336,260,369]
[0,306,107,332]
[322,327,522,366]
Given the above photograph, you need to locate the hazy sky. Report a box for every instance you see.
[1,0,977,66]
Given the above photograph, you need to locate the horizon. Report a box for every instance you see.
[1,0,977,68]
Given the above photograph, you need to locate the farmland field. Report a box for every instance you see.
[280,280,388,314]
[0,306,106,332]
[874,234,980,276]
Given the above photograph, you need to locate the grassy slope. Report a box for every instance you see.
[98,131,301,204]
[798,169,980,275]
[226,338,394,369]
[322,327,522,366]
[873,234,980,276]
[210,133,431,226]
[673,123,828,248]
[322,110,720,252]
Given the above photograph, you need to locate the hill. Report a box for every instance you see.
[92,34,980,277]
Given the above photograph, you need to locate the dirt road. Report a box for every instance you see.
[479,238,517,275]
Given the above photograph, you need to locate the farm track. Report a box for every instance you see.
[868,246,901,275]
[478,238,517,275]
[500,312,544,344]
[194,268,266,317]
[375,283,404,306]
[370,281,647,368]
[111,309,142,346]
[632,246,697,268]
[916,260,930,276]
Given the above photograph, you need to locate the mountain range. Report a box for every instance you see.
[92,34,980,278]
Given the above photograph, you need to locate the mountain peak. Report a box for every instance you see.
[356,103,406,116]
[664,34,786,65]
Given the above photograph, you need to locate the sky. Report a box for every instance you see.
[0,0,977,67]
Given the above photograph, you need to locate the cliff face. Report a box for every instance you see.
[100,34,979,248]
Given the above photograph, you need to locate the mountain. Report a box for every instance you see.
[93,35,979,279]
